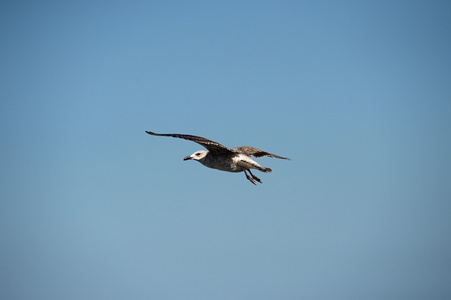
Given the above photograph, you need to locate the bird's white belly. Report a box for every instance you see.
[201,154,244,172]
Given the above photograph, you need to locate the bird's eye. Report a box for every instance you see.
[196,153,201,156]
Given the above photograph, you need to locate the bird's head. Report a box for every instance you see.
[183,150,208,161]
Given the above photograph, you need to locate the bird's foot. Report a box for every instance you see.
[252,175,262,183]
[248,170,262,183]
[244,170,257,185]
[246,174,257,185]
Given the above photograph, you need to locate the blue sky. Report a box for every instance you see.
[1,0,451,299]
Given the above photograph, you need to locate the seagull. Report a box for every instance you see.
[145,131,288,185]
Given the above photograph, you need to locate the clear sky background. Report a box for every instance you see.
[1,1,451,299]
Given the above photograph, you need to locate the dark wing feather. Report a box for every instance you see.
[145,131,231,154]
[232,146,289,160]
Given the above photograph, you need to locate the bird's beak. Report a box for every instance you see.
[183,156,192,161]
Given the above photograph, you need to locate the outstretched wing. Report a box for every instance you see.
[145,131,231,154]
[232,146,289,160]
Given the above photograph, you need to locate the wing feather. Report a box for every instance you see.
[145,131,231,154]
[232,146,289,160]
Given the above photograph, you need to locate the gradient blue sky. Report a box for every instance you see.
[1,1,451,299]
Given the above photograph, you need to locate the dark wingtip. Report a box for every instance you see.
[276,155,290,160]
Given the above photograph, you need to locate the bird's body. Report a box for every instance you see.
[145,131,288,185]
[193,151,269,173]
[195,152,242,172]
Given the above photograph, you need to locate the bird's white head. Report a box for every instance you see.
[183,150,208,161]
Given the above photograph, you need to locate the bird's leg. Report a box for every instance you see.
[247,169,262,183]
[244,170,257,185]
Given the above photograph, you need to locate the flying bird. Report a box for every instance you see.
[145,131,288,185]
